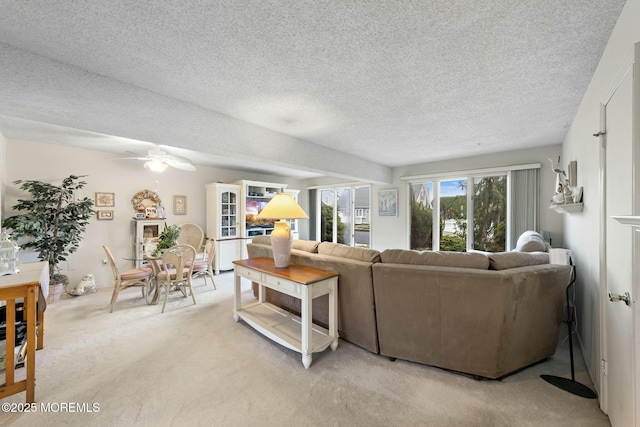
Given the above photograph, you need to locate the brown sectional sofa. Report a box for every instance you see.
[246,236,572,379]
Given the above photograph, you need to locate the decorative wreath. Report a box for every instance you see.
[131,189,161,212]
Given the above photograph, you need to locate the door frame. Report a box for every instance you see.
[598,45,639,422]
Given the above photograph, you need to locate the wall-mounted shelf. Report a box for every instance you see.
[550,203,584,214]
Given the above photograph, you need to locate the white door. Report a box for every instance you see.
[602,52,637,427]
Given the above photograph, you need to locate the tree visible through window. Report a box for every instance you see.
[473,176,506,252]
[320,189,347,244]
[439,179,467,251]
[410,174,507,252]
[410,183,433,250]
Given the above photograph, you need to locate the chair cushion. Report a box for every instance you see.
[121,268,152,280]
[190,261,209,270]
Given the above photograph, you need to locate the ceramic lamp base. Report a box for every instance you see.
[271,221,293,268]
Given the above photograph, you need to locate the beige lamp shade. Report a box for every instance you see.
[256,193,308,220]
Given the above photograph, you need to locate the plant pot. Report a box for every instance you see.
[47,283,65,304]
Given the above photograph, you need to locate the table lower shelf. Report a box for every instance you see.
[235,301,336,355]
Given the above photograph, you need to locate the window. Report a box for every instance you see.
[316,185,371,248]
[410,182,434,250]
[405,164,538,252]
[439,179,467,251]
[472,175,507,252]
[320,189,336,243]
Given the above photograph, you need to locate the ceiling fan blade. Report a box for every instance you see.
[118,156,151,161]
[115,147,195,171]
[166,160,196,171]
[163,154,196,171]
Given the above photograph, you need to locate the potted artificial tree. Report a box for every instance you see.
[1,175,95,303]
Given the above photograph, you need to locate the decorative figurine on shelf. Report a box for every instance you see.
[549,156,568,204]
[563,179,573,202]
[572,186,583,204]
[0,230,20,276]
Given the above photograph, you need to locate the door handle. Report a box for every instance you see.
[608,291,631,306]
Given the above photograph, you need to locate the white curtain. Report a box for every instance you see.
[510,168,539,249]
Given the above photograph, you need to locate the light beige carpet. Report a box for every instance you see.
[0,272,609,426]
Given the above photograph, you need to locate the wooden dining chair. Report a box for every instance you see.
[190,238,217,290]
[156,244,197,313]
[103,245,153,313]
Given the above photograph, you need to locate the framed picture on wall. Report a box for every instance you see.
[95,192,115,207]
[173,195,187,215]
[97,210,114,220]
[378,189,398,216]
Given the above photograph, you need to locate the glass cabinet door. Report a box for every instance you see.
[221,191,237,237]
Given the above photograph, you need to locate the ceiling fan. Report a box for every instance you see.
[122,147,196,172]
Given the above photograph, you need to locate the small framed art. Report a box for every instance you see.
[95,192,115,207]
[97,210,114,220]
[378,189,398,217]
[173,195,187,215]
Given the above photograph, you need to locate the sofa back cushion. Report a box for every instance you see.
[251,235,271,245]
[293,240,320,253]
[380,249,490,270]
[317,242,381,263]
[488,251,549,270]
[251,236,319,253]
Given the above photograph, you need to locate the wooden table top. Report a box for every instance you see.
[0,261,49,289]
[233,257,338,285]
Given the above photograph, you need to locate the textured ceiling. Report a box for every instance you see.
[0,0,627,182]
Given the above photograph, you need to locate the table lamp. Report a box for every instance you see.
[256,193,308,267]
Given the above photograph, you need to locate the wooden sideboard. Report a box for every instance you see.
[0,261,48,403]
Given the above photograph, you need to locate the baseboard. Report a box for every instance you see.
[575,331,600,395]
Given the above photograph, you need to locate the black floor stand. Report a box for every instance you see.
[541,265,597,399]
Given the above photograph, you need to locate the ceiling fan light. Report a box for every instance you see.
[144,159,168,172]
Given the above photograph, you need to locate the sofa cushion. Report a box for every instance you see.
[251,235,271,245]
[317,242,381,263]
[514,231,549,252]
[380,249,490,270]
[252,236,319,253]
[292,240,320,253]
[488,251,549,270]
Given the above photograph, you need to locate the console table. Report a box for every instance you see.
[233,257,339,368]
[0,261,48,402]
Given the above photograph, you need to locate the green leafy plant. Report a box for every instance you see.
[1,175,95,282]
[153,224,180,257]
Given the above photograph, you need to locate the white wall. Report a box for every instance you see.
[0,131,5,225]
[2,139,307,288]
[366,144,564,251]
[562,0,640,391]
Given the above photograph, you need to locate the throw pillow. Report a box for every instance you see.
[514,231,549,252]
